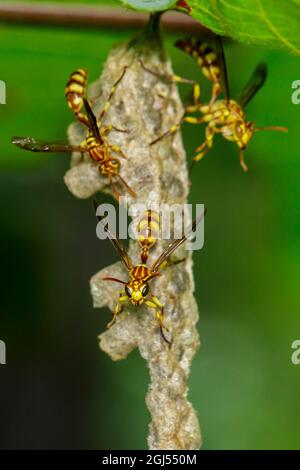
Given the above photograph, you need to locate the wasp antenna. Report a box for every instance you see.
[148,272,161,280]
[102,277,127,285]
[93,197,108,223]
[189,159,196,175]
[160,326,172,346]
[92,197,100,219]
[255,126,288,133]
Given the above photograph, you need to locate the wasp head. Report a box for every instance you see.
[107,158,120,175]
[235,121,255,149]
[124,281,150,306]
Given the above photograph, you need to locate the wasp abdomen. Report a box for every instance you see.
[175,39,220,85]
[138,210,160,263]
[65,68,88,124]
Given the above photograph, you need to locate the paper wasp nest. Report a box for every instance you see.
[65,36,201,450]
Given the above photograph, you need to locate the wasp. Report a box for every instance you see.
[12,67,135,200]
[150,37,288,172]
[94,200,205,344]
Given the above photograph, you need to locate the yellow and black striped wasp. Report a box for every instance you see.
[12,68,135,200]
[94,200,205,344]
[151,37,288,172]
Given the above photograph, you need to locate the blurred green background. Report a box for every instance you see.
[0,0,300,450]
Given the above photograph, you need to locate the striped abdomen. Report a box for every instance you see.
[137,210,160,263]
[65,68,88,119]
[175,38,220,84]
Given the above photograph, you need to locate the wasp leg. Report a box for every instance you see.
[150,113,186,146]
[100,131,128,159]
[150,124,180,145]
[100,125,130,136]
[190,146,210,170]
[146,296,172,345]
[150,110,204,146]
[98,66,128,124]
[195,126,215,153]
[239,150,248,172]
[184,114,207,125]
[156,308,171,346]
[159,258,185,271]
[150,90,207,146]
[88,90,103,106]
[194,126,214,157]
[107,144,128,160]
[189,126,215,172]
[110,126,129,133]
[139,59,194,85]
[185,83,202,113]
[107,291,127,328]
[209,82,222,107]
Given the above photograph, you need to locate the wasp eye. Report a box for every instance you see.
[125,285,132,298]
[236,124,243,137]
[111,159,118,165]
[142,284,149,297]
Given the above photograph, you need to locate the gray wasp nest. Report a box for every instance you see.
[64,35,201,450]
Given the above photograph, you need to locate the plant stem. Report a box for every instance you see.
[0,3,207,33]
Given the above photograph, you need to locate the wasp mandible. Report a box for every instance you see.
[150,37,288,172]
[94,201,205,345]
[12,67,135,200]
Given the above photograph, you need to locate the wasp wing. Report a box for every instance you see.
[151,209,206,273]
[93,198,132,271]
[83,98,101,142]
[214,35,230,101]
[12,136,81,153]
[237,62,267,108]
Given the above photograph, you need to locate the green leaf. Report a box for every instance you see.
[188,0,300,55]
[119,0,177,11]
